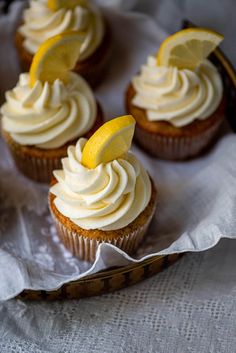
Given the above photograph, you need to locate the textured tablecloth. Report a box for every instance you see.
[1,240,236,353]
[1,1,236,352]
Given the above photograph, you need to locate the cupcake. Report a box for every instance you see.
[1,32,104,183]
[126,28,225,160]
[49,115,157,262]
[15,0,111,87]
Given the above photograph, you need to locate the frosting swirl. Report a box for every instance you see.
[50,138,152,231]
[132,56,223,127]
[18,0,104,61]
[1,73,97,149]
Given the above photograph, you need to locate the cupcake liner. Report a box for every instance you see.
[135,118,223,160]
[4,136,62,183]
[50,203,156,262]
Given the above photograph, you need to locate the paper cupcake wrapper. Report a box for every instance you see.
[3,135,61,183]
[135,118,223,160]
[13,154,61,183]
[50,205,156,263]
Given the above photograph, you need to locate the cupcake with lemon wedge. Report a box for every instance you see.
[15,0,111,87]
[126,28,225,160]
[49,115,157,262]
[1,32,104,183]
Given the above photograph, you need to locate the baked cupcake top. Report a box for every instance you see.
[131,29,224,127]
[18,0,104,61]
[50,116,152,231]
[1,32,97,149]
[1,73,96,149]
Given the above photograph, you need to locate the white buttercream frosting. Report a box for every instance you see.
[50,138,152,231]
[18,0,104,61]
[132,56,223,127]
[1,72,97,149]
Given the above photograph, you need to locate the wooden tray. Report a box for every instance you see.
[17,21,236,301]
[18,254,183,300]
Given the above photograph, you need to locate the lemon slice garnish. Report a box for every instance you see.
[48,0,87,11]
[157,28,224,70]
[81,115,136,169]
[29,31,84,87]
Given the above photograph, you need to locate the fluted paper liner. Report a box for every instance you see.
[2,131,62,183]
[52,212,154,262]
[135,119,223,160]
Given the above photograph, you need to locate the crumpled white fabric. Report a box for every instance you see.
[0,1,236,302]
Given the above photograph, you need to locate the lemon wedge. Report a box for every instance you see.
[157,28,224,70]
[29,31,84,87]
[81,115,136,169]
[48,0,87,11]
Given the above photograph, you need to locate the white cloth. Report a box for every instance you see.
[0,1,236,352]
